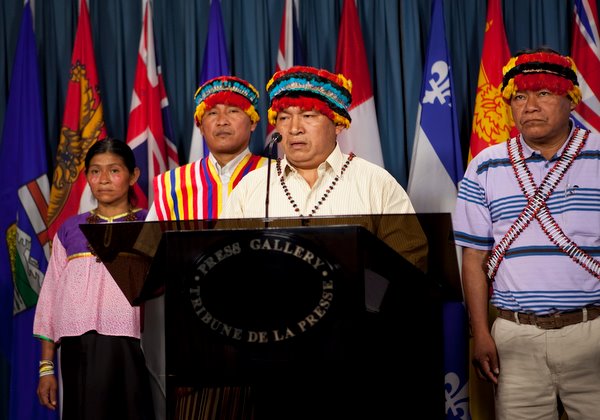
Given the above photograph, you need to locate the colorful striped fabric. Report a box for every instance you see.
[153,153,266,220]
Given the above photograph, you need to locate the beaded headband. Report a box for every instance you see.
[266,66,352,128]
[193,76,260,126]
[501,51,581,104]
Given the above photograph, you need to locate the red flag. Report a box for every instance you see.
[467,1,514,417]
[126,0,179,208]
[571,0,600,133]
[468,0,516,161]
[335,0,384,167]
[47,0,106,238]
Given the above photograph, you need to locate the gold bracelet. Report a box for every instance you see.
[39,369,55,378]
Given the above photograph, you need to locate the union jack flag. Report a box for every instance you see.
[571,0,600,133]
[264,0,304,150]
[126,0,179,208]
[276,0,304,73]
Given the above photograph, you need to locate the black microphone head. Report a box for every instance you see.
[271,132,282,143]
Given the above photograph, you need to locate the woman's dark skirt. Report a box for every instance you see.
[60,331,155,420]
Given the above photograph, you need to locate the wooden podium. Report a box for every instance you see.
[82,214,458,419]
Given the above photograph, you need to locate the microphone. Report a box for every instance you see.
[265,132,282,220]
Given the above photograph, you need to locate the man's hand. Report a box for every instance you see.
[472,332,500,384]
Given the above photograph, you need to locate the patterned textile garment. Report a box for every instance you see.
[33,209,147,341]
[145,151,265,420]
[453,126,600,315]
[33,209,154,420]
[150,150,266,221]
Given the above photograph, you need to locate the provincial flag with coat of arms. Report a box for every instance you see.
[469,0,516,162]
[47,0,106,239]
[571,0,600,133]
[0,2,56,419]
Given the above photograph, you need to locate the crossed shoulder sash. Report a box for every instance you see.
[486,128,600,280]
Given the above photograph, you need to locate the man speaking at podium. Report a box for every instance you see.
[222,65,414,219]
[221,66,427,270]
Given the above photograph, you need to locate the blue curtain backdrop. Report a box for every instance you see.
[0,0,582,186]
[0,0,590,418]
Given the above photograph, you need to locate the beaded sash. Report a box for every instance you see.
[486,128,600,280]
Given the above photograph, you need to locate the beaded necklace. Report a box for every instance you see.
[86,208,137,224]
[277,152,355,217]
[86,208,137,262]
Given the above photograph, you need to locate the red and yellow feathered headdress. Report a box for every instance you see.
[266,66,353,128]
[193,76,260,126]
[501,50,581,104]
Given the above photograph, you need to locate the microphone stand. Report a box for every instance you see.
[264,132,282,226]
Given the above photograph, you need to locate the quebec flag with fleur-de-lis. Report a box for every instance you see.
[407,0,469,418]
[407,0,463,213]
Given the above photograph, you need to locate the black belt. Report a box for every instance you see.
[496,306,600,330]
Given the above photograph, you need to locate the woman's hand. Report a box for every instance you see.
[37,374,57,410]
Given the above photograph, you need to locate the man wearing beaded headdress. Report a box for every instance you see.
[453,48,600,419]
[146,75,267,221]
[221,65,427,269]
[143,76,266,420]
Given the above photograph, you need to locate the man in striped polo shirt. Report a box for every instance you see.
[453,48,600,419]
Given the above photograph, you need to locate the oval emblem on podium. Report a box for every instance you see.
[188,231,338,344]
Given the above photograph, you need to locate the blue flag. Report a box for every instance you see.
[188,0,230,162]
[443,301,470,419]
[407,0,463,213]
[406,0,469,418]
[0,2,56,419]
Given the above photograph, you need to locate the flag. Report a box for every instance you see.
[571,0,600,133]
[0,2,56,419]
[406,0,468,418]
[468,0,515,161]
[276,0,304,72]
[47,0,106,239]
[466,1,513,416]
[406,0,463,214]
[126,0,179,208]
[188,0,230,163]
[265,0,305,148]
[335,0,384,167]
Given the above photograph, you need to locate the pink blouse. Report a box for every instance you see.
[33,210,146,343]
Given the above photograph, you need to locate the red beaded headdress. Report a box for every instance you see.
[266,66,353,128]
[501,50,581,104]
[193,76,260,126]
